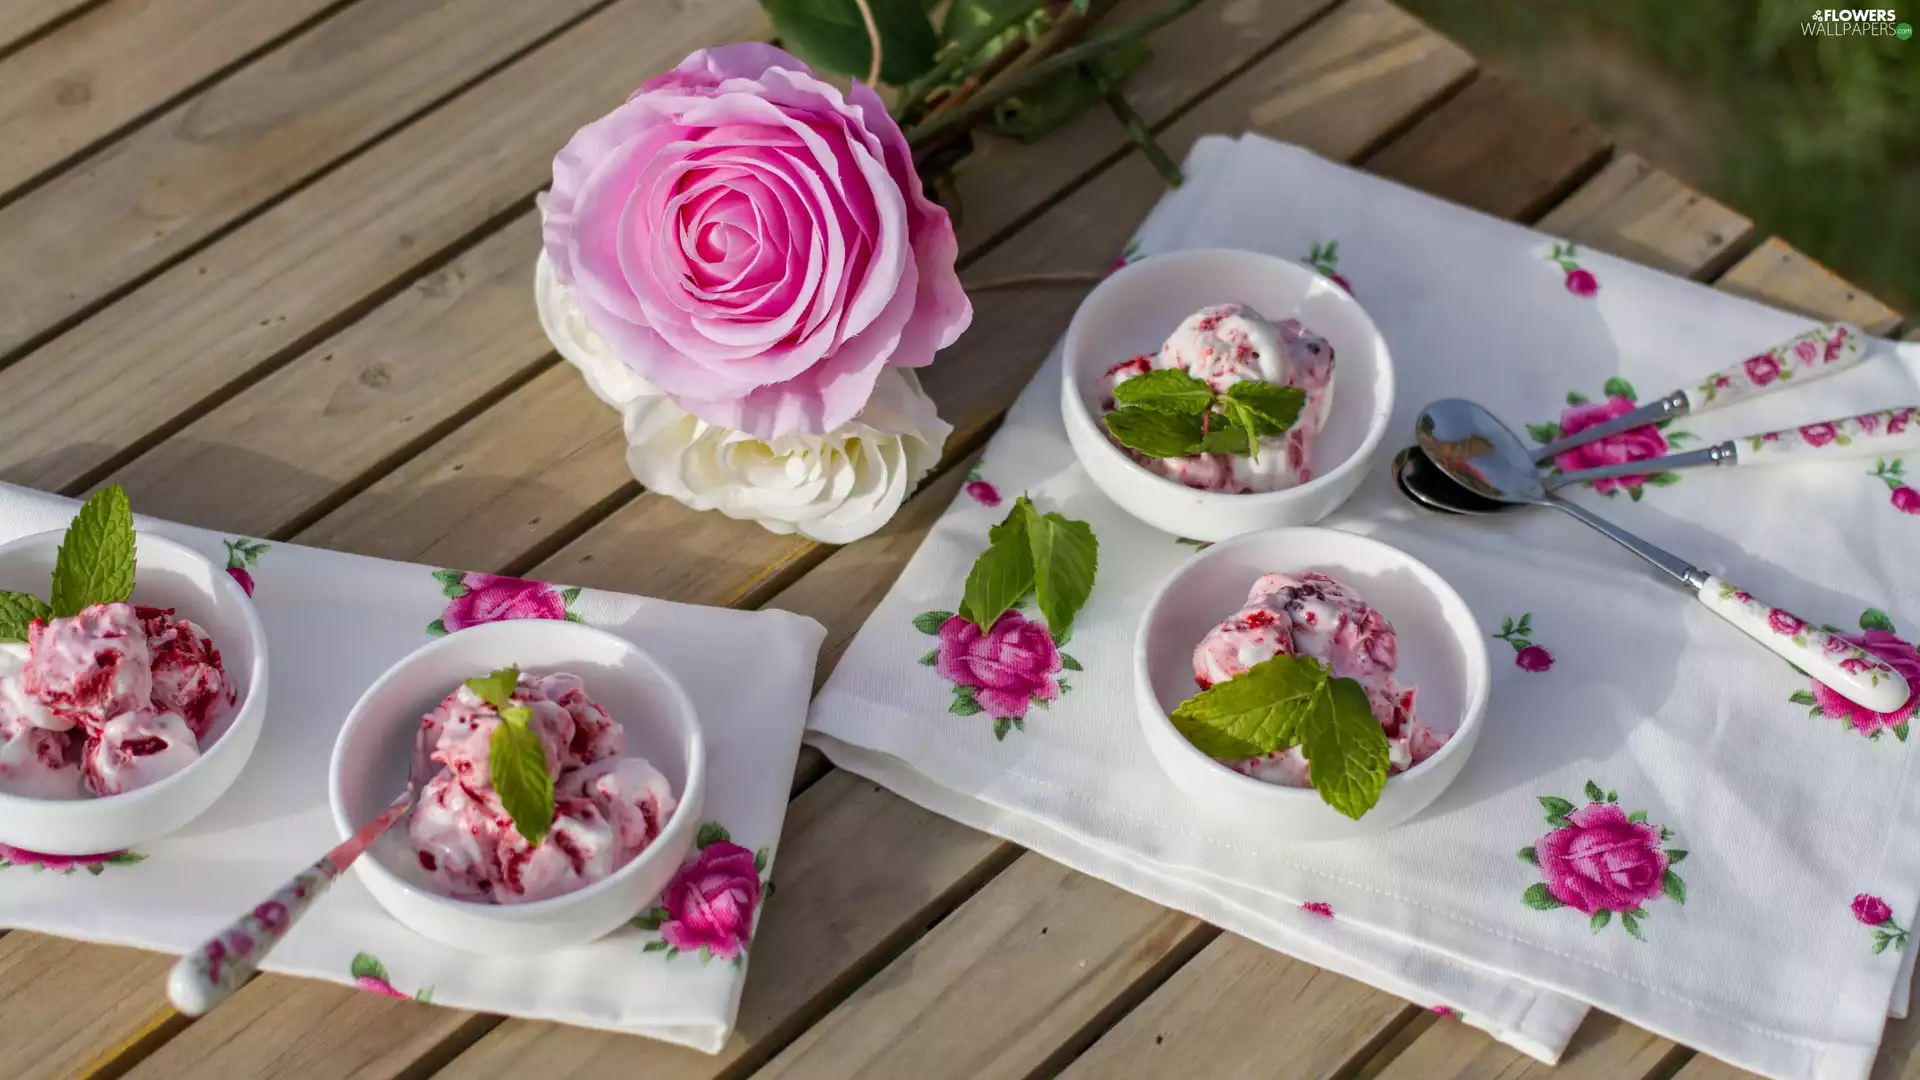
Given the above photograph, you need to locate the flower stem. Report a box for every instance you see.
[1088,63,1180,187]
[895,0,1054,119]
[851,0,883,87]
[904,0,1202,146]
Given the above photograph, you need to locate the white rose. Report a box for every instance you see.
[535,249,951,545]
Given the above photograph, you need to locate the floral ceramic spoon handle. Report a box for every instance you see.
[1545,406,1920,487]
[1533,323,1865,463]
[1698,579,1910,715]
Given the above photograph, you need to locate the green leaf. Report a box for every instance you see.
[465,666,520,711]
[1862,608,1897,633]
[1663,869,1685,904]
[1659,826,1673,841]
[1526,422,1563,444]
[1060,653,1083,671]
[425,619,448,637]
[762,0,939,84]
[350,953,388,982]
[1218,402,1266,461]
[1666,848,1687,864]
[1584,780,1604,802]
[1606,790,1617,802]
[1111,369,1214,414]
[962,504,1036,632]
[1104,406,1205,458]
[0,591,53,642]
[1169,654,1322,759]
[1225,381,1306,435]
[1297,675,1390,819]
[559,586,581,604]
[642,940,670,954]
[1789,689,1817,706]
[1897,722,1910,743]
[918,649,939,666]
[992,716,1012,740]
[1602,377,1636,402]
[993,63,1108,142]
[1627,486,1644,502]
[1590,910,1611,932]
[1500,616,1514,635]
[1621,912,1644,941]
[754,847,769,873]
[1627,809,1647,823]
[1538,796,1575,821]
[913,610,953,634]
[1522,883,1564,910]
[1665,430,1693,445]
[1023,502,1097,642]
[51,484,135,616]
[1195,422,1251,456]
[1876,936,1892,955]
[105,851,147,865]
[415,988,434,1004]
[432,568,468,597]
[632,907,668,931]
[490,708,554,846]
[1644,471,1681,487]
[696,823,731,848]
[950,685,983,716]
[1517,846,1538,865]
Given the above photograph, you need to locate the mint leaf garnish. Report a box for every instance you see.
[1111,369,1214,414]
[0,591,53,643]
[1224,382,1306,435]
[465,666,520,711]
[1196,423,1250,456]
[1023,500,1097,643]
[1104,407,1205,458]
[1169,654,1391,819]
[490,703,554,846]
[961,504,1035,632]
[50,485,135,617]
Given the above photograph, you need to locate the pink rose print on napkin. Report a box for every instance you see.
[0,845,146,876]
[350,952,433,1002]
[1520,781,1686,940]
[1109,237,1143,274]
[1870,459,1920,516]
[1301,902,1334,918]
[1788,608,1920,741]
[635,823,770,966]
[1492,613,1553,672]
[222,539,268,597]
[1853,894,1910,955]
[1526,378,1690,500]
[915,609,1076,741]
[964,464,1001,508]
[1304,241,1353,294]
[1545,242,1599,297]
[428,570,583,636]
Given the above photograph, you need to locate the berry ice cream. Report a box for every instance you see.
[1192,572,1445,786]
[1102,303,1337,493]
[407,672,677,905]
[0,603,235,799]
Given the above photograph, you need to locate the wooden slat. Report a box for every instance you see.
[1534,152,1755,279]
[1363,72,1610,222]
[0,0,340,201]
[0,935,179,1080]
[755,857,1213,1080]
[0,0,93,55]
[1716,236,1903,335]
[0,0,606,367]
[1372,1012,1687,1080]
[0,0,770,496]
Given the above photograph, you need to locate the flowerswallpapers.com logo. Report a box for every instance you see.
[1803,8,1909,35]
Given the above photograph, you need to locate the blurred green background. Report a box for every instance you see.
[1397,0,1918,316]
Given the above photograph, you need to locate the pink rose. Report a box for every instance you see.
[1794,338,1818,366]
[1734,591,1753,603]
[1890,409,1914,436]
[966,480,1001,507]
[0,845,120,874]
[541,44,970,438]
[1855,412,1881,434]
[936,611,1062,719]
[443,574,568,632]
[1535,803,1669,915]
[253,901,290,938]
[1812,629,1920,736]
[1551,397,1668,494]
[356,976,410,1000]
[227,567,255,596]
[659,841,763,960]
[1894,487,1920,515]
[1515,645,1554,672]
[1302,902,1334,918]
[1799,422,1838,447]
[1742,354,1780,386]
[1768,609,1806,636]
[1564,268,1598,297]
[1826,330,1849,362]
[1854,893,1895,926]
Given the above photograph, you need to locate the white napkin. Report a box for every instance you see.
[0,481,824,1053]
[808,134,1920,1080]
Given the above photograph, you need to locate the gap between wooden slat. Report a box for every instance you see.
[0,0,109,62]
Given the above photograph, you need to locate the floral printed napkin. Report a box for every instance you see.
[808,134,1920,1080]
[0,482,824,1053]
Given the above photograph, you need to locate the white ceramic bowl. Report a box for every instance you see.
[1062,249,1395,542]
[330,619,705,954]
[1134,527,1487,841]
[0,530,269,854]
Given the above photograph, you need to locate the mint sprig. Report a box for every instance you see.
[0,592,53,643]
[469,666,555,846]
[1104,369,1305,463]
[1170,654,1391,819]
[0,486,138,642]
[959,495,1098,643]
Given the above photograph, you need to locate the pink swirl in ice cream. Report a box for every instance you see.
[1191,572,1445,786]
[0,603,235,799]
[407,672,677,904]
[1101,303,1336,493]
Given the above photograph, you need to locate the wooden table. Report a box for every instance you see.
[0,1,1913,1077]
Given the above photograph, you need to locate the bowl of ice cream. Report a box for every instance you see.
[0,530,268,854]
[1061,248,1394,542]
[329,619,704,954]
[1134,527,1487,841]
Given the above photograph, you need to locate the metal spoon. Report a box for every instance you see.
[167,723,437,1015]
[1414,398,1911,714]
